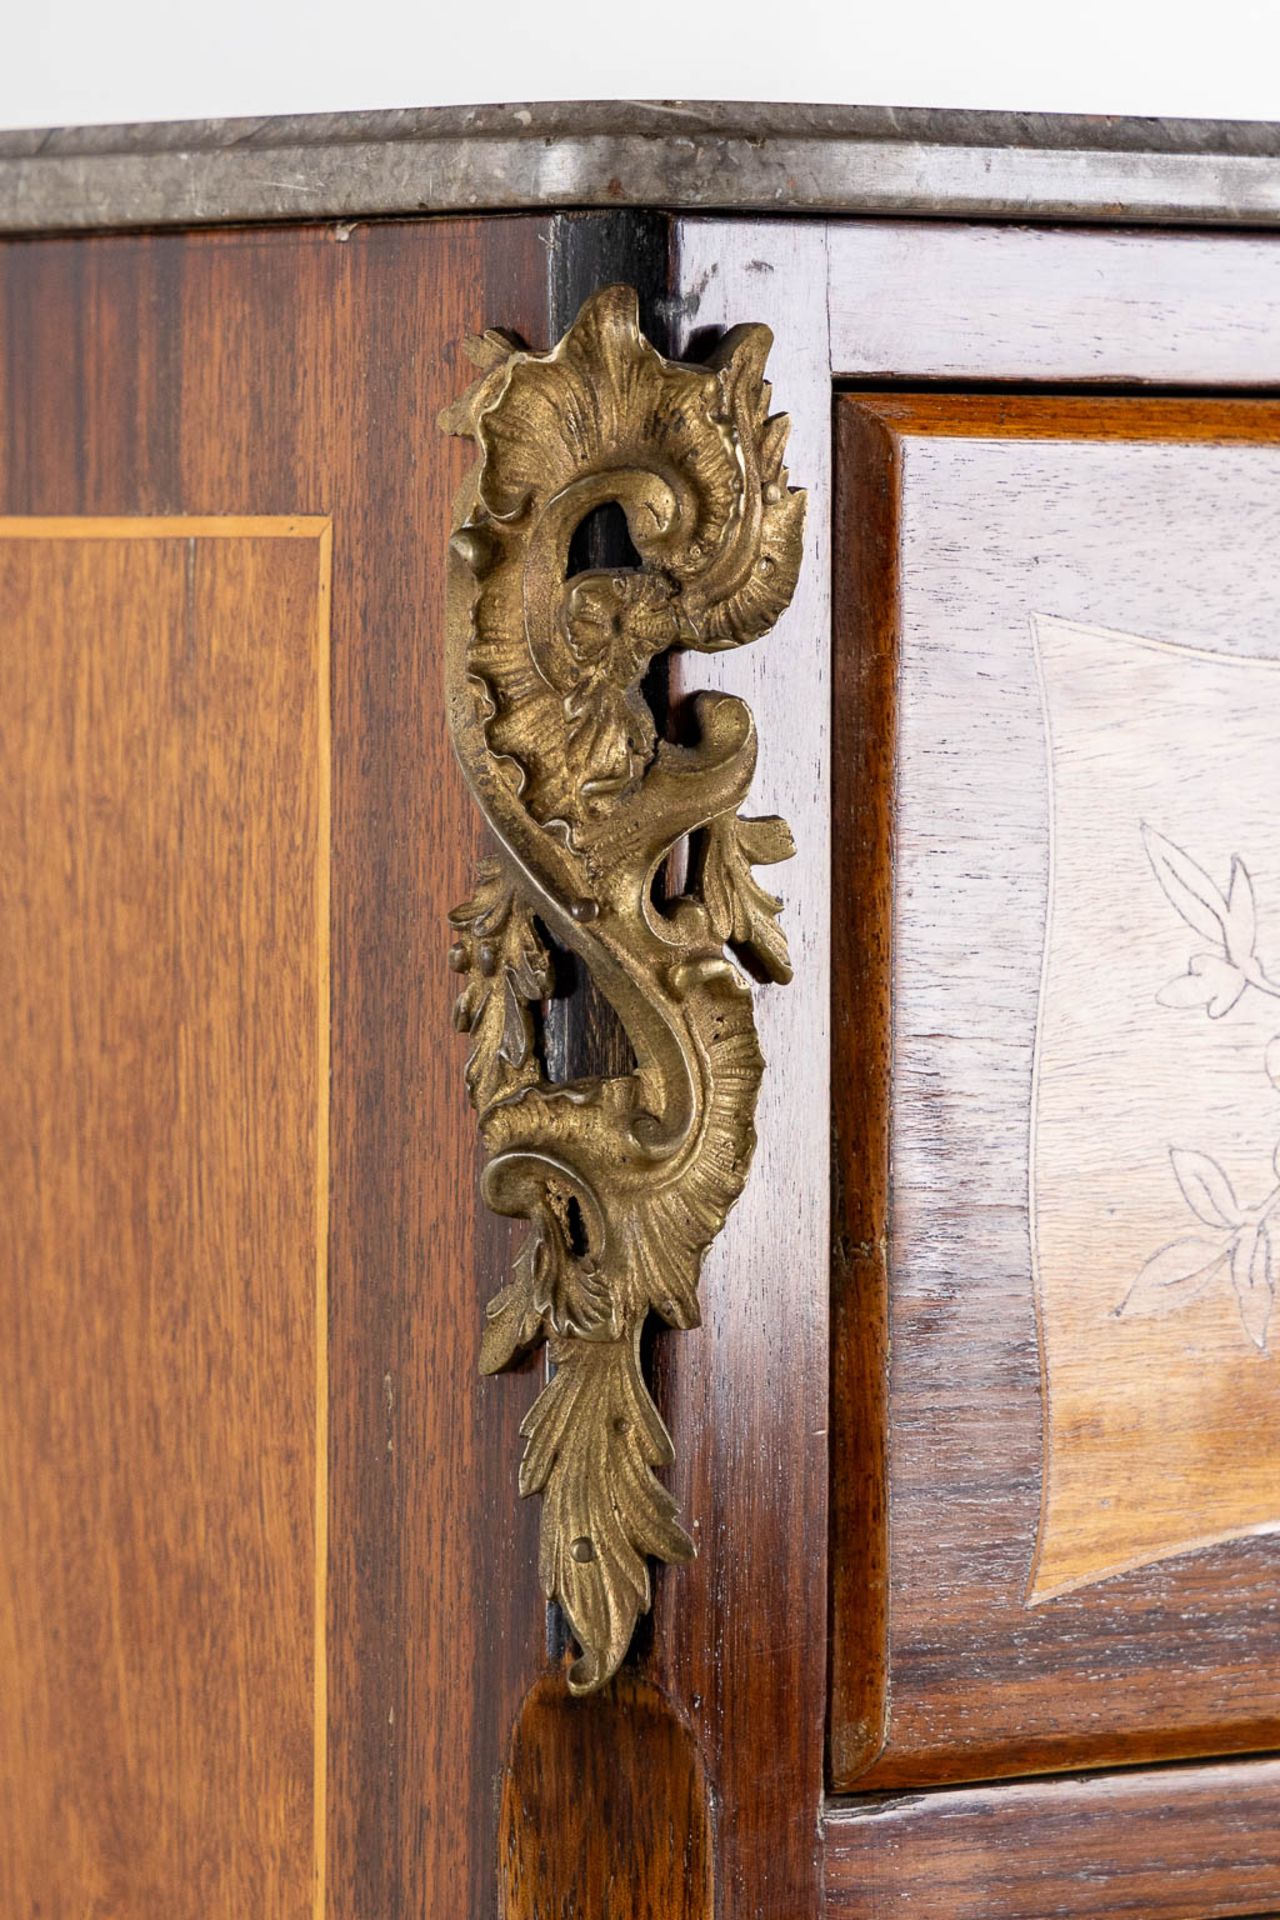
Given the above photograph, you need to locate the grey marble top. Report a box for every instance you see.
[1,99,1278,233]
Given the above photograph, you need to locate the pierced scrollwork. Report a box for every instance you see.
[442,284,805,1693]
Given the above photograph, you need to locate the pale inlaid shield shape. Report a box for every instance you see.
[1029,613,1280,1602]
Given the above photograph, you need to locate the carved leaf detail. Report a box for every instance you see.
[623,976,766,1328]
[519,1333,695,1695]
[698,813,796,983]
[478,1268,545,1377]
[479,1205,614,1374]
[448,859,553,1114]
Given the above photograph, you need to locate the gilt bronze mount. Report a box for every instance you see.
[442,285,805,1692]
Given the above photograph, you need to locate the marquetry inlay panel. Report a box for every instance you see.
[830,396,1280,1792]
[1029,614,1280,1601]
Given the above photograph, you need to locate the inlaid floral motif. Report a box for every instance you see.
[1118,826,1280,1351]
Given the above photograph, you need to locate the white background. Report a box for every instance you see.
[4,0,1280,132]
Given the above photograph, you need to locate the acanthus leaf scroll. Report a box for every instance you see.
[441,285,805,1693]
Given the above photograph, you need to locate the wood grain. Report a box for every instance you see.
[1029,613,1280,1598]
[824,1756,1280,1919]
[498,1674,713,1919]
[664,219,833,1920]
[828,403,897,1788]
[0,217,554,1920]
[829,394,1280,1794]
[825,222,1280,384]
[13,208,1279,1918]
[0,519,328,1916]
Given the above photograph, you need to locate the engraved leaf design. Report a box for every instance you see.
[1170,1148,1242,1230]
[1225,857,1258,969]
[1117,1237,1230,1318]
[1230,1221,1275,1349]
[1157,953,1248,1018]
[1145,828,1280,1019]
[1142,824,1232,946]
[697,812,796,983]
[1130,828,1280,1354]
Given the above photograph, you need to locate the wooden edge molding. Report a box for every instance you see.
[3,100,1280,233]
[827,400,897,1788]
[823,1756,1280,1918]
[441,284,805,1693]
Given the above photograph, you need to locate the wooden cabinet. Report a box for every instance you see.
[1,103,1278,1920]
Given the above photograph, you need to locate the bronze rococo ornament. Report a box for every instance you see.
[441,285,805,1692]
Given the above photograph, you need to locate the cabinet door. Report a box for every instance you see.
[830,394,1280,1793]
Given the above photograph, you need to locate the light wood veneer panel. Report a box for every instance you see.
[826,223,1280,384]
[0,518,329,1916]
